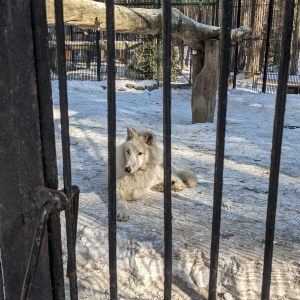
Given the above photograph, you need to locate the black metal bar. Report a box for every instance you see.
[96,31,101,81]
[54,0,78,298]
[20,202,53,300]
[20,187,68,300]
[233,0,241,89]
[71,27,75,64]
[262,0,275,93]
[208,0,233,299]
[31,0,58,191]
[156,0,161,86]
[106,0,117,299]
[72,185,80,238]
[216,0,220,26]
[47,213,66,300]
[0,255,3,300]
[261,1,295,299]
[66,186,80,277]
[162,0,172,299]
[29,0,66,298]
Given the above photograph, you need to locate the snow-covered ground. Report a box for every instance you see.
[51,74,300,299]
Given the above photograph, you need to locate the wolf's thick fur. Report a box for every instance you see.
[116,126,197,221]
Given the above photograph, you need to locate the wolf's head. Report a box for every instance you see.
[122,126,159,174]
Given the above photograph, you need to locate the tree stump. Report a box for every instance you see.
[191,39,220,123]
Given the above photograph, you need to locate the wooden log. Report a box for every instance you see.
[46,0,251,52]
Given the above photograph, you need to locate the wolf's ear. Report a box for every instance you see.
[144,131,156,146]
[126,126,138,141]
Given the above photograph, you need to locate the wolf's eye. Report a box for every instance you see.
[138,152,143,155]
[127,150,130,155]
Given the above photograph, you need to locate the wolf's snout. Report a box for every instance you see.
[125,167,132,173]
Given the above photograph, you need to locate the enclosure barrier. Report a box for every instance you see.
[0,0,296,299]
[105,0,296,299]
[47,1,300,94]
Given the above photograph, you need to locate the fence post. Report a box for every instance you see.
[31,0,66,297]
[0,0,53,298]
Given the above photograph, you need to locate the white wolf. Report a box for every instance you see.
[116,126,197,221]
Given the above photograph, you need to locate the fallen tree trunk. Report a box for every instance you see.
[46,0,251,51]
[46,0,252,123]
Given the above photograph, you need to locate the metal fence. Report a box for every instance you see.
[48,33,193,84]
[199,0,300,93]
[48,1,209,84]
[0,0,297,299]
[106,1,296,299]
[48,0,300,95]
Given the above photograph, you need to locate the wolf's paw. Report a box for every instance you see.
[117,208,129,222]
[155,183,164,192]
[172,181,184,192]
[185,178,197,188]
[117,201,129,222]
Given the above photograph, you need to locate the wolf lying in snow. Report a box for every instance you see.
[116,126,197,221]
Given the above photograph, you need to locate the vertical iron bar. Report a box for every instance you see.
[96,31,101,81]
[106,0,117,299]
[71,186,80,238]
[0,254,3,300]
[208,0,233,299]
[233,0,241,89]
[30,0,66,298]
[216,0,220,26]
[71,27,75,64]
[54,0,78,299]
[20,202,52,300]
[162,0,172,299]
[156,0,161,86]
[47,214,65,300]
[262,0,275,93]
[261,1,295,299]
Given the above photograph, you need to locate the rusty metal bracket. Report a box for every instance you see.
[20,185,79,300]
